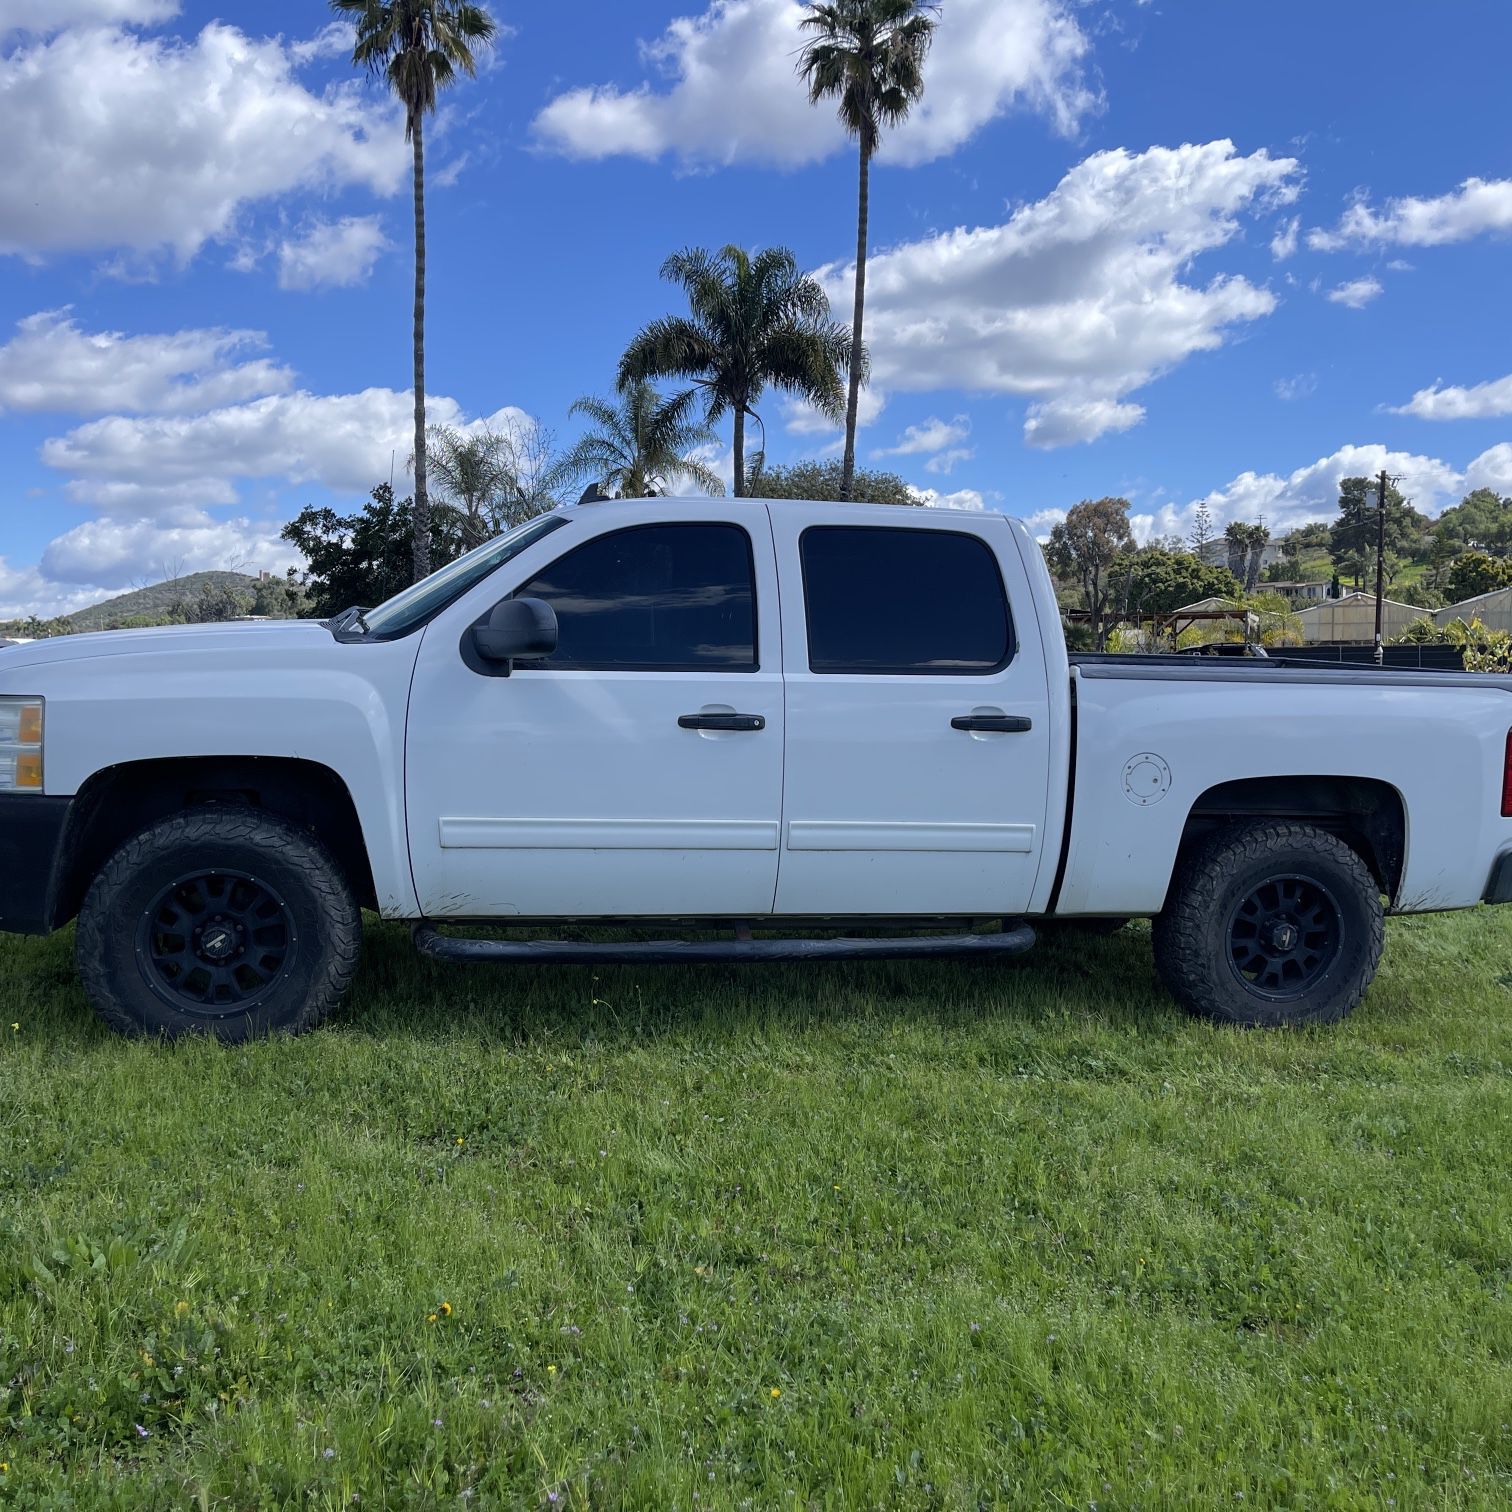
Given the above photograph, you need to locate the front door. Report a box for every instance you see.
[406,511,784,919]
[768,512,1053,917]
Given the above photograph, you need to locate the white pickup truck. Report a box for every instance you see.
[2,496,1509,1041]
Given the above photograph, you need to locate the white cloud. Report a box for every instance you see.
[1309,177,1512,251]
[0,0,177,33]
[1023,396,1145,448]
[783,388,886,436]
[0,309,291,415]
[1273,372,1317,402]
[876,414,971,457]
[1466,444,1512,496]
[40,390,532,514]
[0,23,405,261]
[287,21,350,66]
[911,486,987,511]
[0,557,106,622]
[533,0,1095,168]
[1392,372,1512,422]
[38,512,296,591]
[1270,215,1299,260]
[1128,443,1484,545]
[923,448,973,475]
[1325,275,1382,309]
[277,216,391,292]
[816,141,1299,446]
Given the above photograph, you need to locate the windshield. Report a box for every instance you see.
[358,512,571,639]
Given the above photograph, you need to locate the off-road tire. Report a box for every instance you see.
[77,807,361,1042]
[1152,821,1384,1028]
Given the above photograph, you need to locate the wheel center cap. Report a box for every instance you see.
[1269,922,1298,952]
[201,927,234,960]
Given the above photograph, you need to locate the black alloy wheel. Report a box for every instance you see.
[136,869,298,1016]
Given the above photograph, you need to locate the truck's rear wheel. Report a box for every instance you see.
[77,808,361,1042]
[1152,821,1384,1027]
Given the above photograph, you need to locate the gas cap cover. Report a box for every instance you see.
[1122,752,1172,806]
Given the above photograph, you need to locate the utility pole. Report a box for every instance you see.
[1373,468,1390,666]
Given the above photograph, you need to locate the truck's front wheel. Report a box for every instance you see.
[1152,821,1384,1027]
[77,808,361,1042]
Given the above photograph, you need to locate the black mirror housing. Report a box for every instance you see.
[470,596,559,672]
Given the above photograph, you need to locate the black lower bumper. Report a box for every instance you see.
[1484,850,1512,906]
[0,794,72,935]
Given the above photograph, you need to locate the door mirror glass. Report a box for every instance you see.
[471,596,559,671]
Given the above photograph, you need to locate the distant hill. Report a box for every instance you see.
[66,572,261,632]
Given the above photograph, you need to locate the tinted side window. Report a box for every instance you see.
[515,522,757,671]
[801,526,1012,674]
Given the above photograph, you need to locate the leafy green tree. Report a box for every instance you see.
[330,0,497,582]
[561,383,725,499]
[618,245,854,497]
[798,0,936,500]
[1188,501,1215,556]
[746,457,915,504]
[179,582,254,624]
[1046,497,1134,651]
[1328,476,1424,590]
[1436,487,1512,556]
[282,484,467,617]
[1394,583,1446,610]
[1110,547,1240,618]
[1447,550,1512,604]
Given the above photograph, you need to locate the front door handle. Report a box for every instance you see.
[951,714,1033,733]
[679,713,766,732]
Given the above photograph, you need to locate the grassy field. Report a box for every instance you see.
[4,912,1512,1509]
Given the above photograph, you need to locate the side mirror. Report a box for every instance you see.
[471,596,558,673]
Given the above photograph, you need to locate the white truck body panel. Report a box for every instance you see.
[2,495,1510,932]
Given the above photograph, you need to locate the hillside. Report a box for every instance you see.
[65,572,261,632]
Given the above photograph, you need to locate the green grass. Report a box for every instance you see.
[5,914,1512,1508]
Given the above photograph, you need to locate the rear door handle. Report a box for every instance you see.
[679,713,766,732]
[951,714,1033,733]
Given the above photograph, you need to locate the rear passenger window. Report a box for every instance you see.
[515,522,757,671]
[800,526,1012,674]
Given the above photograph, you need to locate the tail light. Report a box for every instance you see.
[1502,730,1512,817]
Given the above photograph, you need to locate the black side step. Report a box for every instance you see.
[412,922,1036,966]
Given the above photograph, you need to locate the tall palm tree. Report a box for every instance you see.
[562,383,726,499]
[331,0,497,581]
[619,245,854,497]
[798,0,937,501]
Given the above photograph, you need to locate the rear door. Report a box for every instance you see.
[769,510,1054,917]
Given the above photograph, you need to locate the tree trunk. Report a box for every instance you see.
[410,112,431,582]
[840,142,871,503]
[732,404,746,498]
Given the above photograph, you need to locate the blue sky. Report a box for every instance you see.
[1,0,1509,615]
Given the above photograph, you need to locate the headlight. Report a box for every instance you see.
[0,697,43,792]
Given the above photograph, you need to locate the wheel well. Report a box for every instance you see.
[1175,775,1406,904]
[53,757,378,926]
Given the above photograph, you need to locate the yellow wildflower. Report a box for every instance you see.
[438,1301,453,1318]
[547,1364,557,1375]
[455,1137,464,1147]
[427,1313,438,1324]
[770,1388,781,1400]
[175,1300,189,1317]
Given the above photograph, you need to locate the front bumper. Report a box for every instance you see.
[1484,849,1512,906]
[0,794,72,935]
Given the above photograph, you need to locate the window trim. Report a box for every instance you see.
[507,520,762,675]
[798,524,1016,676]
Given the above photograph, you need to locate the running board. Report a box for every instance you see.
[412,922,1036,966]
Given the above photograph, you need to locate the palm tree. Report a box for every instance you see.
[561,383,726,499]
[415,424,514,548]
[799,0,937,501]
[330,0,497,581]
[618,245,854,498]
